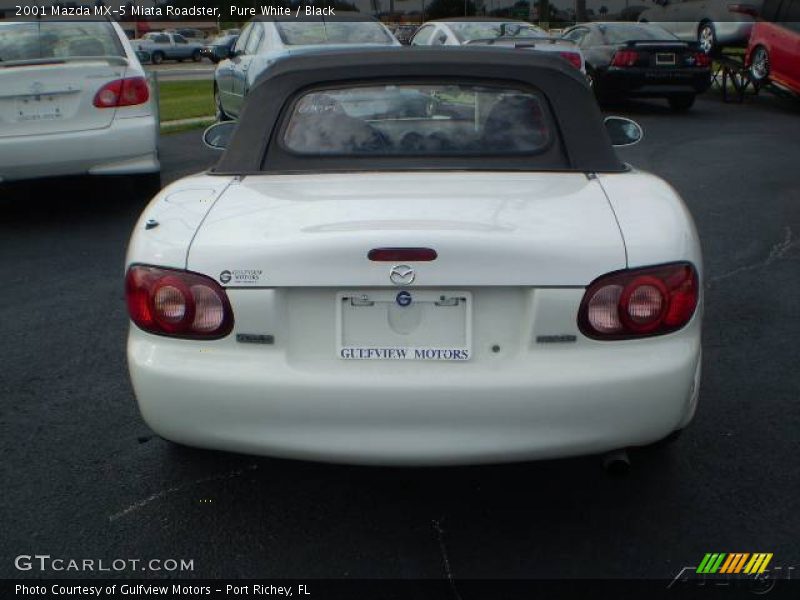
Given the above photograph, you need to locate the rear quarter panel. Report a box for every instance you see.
[596,170,703,276]
[126,175,234,270]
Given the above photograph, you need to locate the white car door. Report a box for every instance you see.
[229,22,264,118]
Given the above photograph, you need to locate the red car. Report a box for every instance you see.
[746,0,800,94]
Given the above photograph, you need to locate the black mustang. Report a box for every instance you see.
[563,22,712,111]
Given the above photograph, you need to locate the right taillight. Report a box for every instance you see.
[611,50,640,68]
[125,265,234,339]
[94,77,150,108]
[694,52,712,67]
[578,263,699,340]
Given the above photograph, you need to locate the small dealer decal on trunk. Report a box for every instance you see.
[219,269,263,285]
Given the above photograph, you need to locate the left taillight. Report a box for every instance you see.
[578,262,699,340]
[611,50,640,68]
[125,266,234,339]
[94,77,150,108]
[557,51,583,70]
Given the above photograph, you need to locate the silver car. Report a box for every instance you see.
[410,19,586,73]
[0,19,159,189]
[639,0,764,53]
[214,16,399,121]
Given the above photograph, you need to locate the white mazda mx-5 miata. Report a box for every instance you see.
[125,47,702,465]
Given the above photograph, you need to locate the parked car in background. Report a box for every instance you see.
[201,34,239,63]
[127,48,702,465]
[133,32,204,64]
[173,28,207,41]
[411,18,585,72]
[639,0,764,54]
[214,15,399,121]
[746,0,800,95]
[0,18,159,190]
[563,22,712,110]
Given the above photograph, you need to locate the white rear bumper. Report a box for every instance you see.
[0,115,158,183]
[128,313,702,465]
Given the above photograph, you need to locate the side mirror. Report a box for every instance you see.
[202,121,236,151]
[604,116,643,147]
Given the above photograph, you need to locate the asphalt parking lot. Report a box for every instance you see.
[1,93,798,581]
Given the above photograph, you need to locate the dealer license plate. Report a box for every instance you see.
[337,290,472,361]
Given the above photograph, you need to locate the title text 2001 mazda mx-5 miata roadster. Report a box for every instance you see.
[126,47,702,465]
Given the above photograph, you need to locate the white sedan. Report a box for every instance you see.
[126,48,702,466]
[0,18,159,188]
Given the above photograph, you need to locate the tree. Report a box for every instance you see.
[424,0,476,20]
[576,0,587,22]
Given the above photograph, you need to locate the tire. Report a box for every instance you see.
[192,49,202,62]
[749,45,770,83]
[151,51,164,65]
[668,94,696,111]
[214,85,231,122]
[698,22,717,55]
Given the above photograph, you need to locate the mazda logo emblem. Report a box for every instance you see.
[389,264,415,286]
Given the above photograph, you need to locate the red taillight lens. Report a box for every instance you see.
[125,266,233,339]
[368,247,438,261]
[557,51,583,70]
[578,263,699,340]
[611,50,640,67]
[694,52,712,67]
[93,77,149,108]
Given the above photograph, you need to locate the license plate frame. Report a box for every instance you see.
[15,94,63,123]
[656,53,677,66]
[336,290,473,361]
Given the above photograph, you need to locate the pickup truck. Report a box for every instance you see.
[133,32,204,64]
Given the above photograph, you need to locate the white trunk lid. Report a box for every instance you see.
[187,173,626,287]
[0,61,126,137]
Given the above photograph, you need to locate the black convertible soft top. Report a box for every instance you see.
[212,46,626,175]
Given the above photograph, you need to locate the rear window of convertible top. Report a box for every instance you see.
[281,83,554,157]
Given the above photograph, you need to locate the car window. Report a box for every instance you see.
[174,34,188,44]
[446,21,549,43]
[0,20,124,61]
[245,24,264,54]
[234,23,253,54]
[282,83,553,157]
[155,34,170,44]
[563,27,589,44]
[411,24,435,45]
[599,24,678,43]
[276,22,395,45]
[432,30,449,45]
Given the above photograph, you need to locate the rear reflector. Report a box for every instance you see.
[368,248,438,262]
[94,77,150,108]
[125,265,233,339]
[557,51,583,70]
[578,263,699,340]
